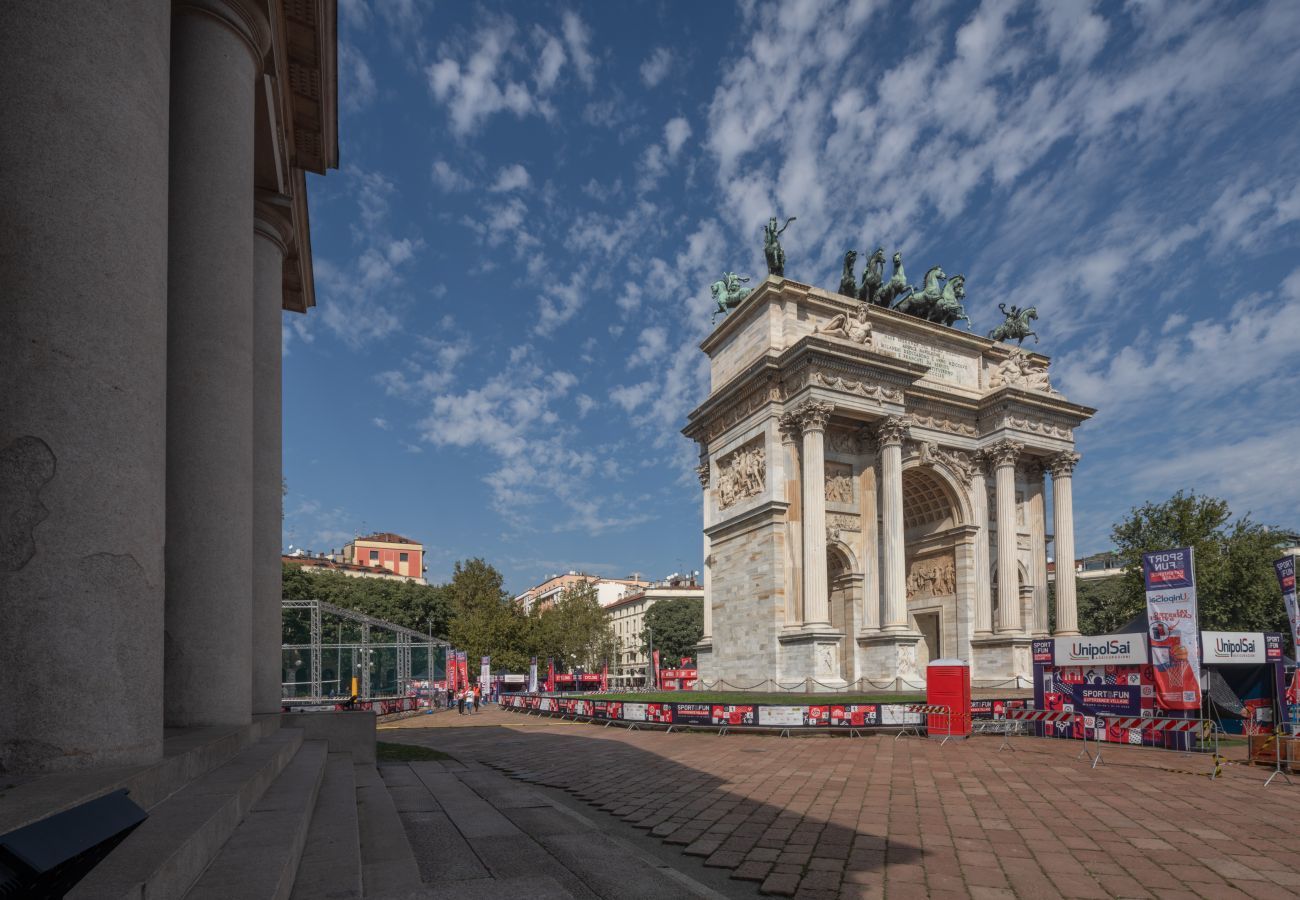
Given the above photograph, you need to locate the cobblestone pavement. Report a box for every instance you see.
[382,707,1299,900]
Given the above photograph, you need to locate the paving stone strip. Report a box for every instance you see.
[382,708,1300,899]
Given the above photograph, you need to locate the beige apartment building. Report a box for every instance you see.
[606,576,704,685]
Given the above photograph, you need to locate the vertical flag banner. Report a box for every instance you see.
[1275,556,1300,654]
[652,649,661,688]
[528,657,538,693]
[547,658,555,692]
[480,656,491,689]
[601,659,609,691]
[1143,547,1202,710]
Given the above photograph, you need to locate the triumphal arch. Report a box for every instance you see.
[684,275,1094,688]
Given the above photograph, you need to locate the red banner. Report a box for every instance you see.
[652,650,661,688]
[547,658,555,692]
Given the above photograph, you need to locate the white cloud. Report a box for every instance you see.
[534,29,566,91]
[640,46,673,88]
[664,116,692,158]
[489,163,531,192]
[431,159,471,191]
[372,417,390,430]
[340,42,377,113]
[560,11,595,88]
[426,20,535,136]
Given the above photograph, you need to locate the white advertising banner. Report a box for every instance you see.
[1201,632,1266,665]
[757,706,804,727]
[480,656,491,688]
[528,658,538,693]
[621,702,647,722]
[1053,634,1148,667]
[1275,556,1300,652]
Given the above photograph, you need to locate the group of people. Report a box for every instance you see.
[444,684,482,714]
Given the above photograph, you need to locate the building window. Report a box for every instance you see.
[400,552,409,562]
[369,550,379,561]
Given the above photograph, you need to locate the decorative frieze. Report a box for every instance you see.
[826,426,866,455]
[1003,415,1073,440]
[910,409,978,438]
[826,512,860,541]
[716,439,766,511]
[989,348,1056,393]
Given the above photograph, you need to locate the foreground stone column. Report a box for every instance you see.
[165,0,269,727]
[0,0,170,771]
[1028,462,1050,636]
[971,452,993,635]
[252,200,290,715]
[797,401,833,626]
[1050,451,1082,636]
[697,458,713,641]
[779,414,803,626]
[990,440,1024,633]
[877,416,910,630]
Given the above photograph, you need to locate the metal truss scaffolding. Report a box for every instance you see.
[282,598,449,703]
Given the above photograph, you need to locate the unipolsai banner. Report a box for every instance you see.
[1143,547,1202,710]
[1275,556,1300,655]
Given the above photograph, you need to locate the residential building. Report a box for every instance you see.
[605,574,703,685]
[514,571,650,614]
[283,551,410,583]
[341,532,425,582]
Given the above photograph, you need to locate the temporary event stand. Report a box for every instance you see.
[1032,630,1288,748]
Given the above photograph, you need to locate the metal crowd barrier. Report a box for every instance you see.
[1261,723,1298,788]
[893,704,953,743]
[1084,714,1222,779]
[995,709,1090,760]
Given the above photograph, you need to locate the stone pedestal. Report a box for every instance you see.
[970,634,1033,686]
[0,0,171,771]
[857,632,925,687]
[693,641,714,686]
[778,629,847,690]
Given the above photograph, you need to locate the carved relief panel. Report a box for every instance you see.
[715,438,766,511]
[906,552,957,601]
[824,461,854,503]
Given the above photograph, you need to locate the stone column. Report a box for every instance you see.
[1028,462,1050,636]
[971,452,993,635]
[697,458,713,641]
[0,1,171,771]
[877,416,910,630]
[797,401,834,626]
[779,413,803,626]
[165,0,269,727]
[989,440,1024,633]
[857,431,881,633]
[252,200,290,715]
[1050,451,1082,636]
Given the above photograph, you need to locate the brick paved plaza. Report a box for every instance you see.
[381,707,1299,900]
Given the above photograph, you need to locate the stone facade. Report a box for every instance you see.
[684,281,1095,689]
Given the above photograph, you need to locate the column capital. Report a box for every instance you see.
[1048,450,1081,477]
[696,462,711,489]
[794,399,834,434]
[985,439,1024,468]
[253,195,294,256]
[874,415,910,448]
[778,411,802,443]
[175,0,272,69]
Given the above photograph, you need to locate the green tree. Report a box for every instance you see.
[1081,491,1293,638]
[534,582,616,671]
[446,558,531,672]
[640,596,703,664]
[281,562,454,638]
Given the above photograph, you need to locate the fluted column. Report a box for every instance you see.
[1028,462,1050,636]
[1050,451,1082,636]
[990,440,1024,633]
[252,200,290,715]
[165,0,269,727]
[877,416,910,630]
[779,414,803,626]
[797,401,834,626]
[0,0,171,771]
[858,428,881,633]
[972,452,993,635]
[697,457,713,641]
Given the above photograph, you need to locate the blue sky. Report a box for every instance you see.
[283,0,1300,594]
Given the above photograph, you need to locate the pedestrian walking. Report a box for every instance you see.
[457,689,465,715]
[473,684,481,712]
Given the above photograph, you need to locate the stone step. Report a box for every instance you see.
[288,753,363,900]
[66,727,303,900]
[0,715,281,836]
[355,763,422,896]
[184,739,328,899]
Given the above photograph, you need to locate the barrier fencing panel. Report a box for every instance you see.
[996,708,1090,760]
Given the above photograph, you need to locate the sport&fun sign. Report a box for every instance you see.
[1053,634,1147,666]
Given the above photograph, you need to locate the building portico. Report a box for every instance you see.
[685,277,1095,689]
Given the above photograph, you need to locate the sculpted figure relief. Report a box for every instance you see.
[814,302,873,345]
[906,555,957,600]
[825,463,854,503]
[716,442,766,510]
[989,348,1054,393]
[764,216,796,276]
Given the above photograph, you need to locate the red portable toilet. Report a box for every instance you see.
[926,659,972,740]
